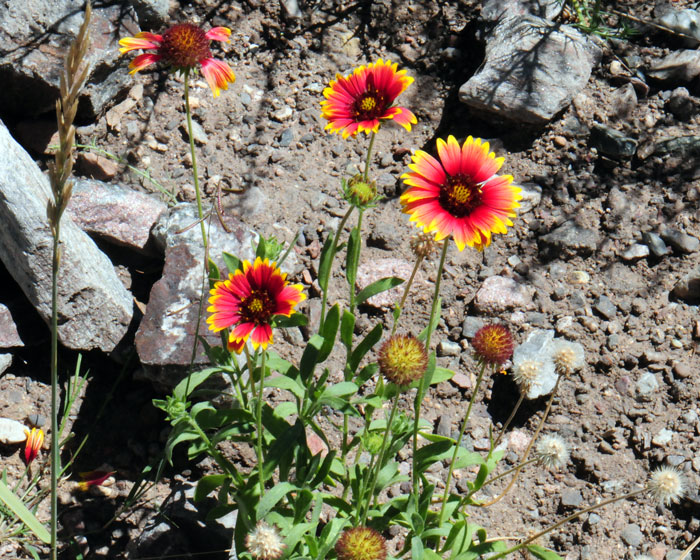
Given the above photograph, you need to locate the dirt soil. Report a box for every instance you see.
[1,0,699,559]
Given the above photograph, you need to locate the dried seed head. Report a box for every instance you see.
[378,334,428,386]
[245,521,286,560]
[410,231,439,259]
[512,359,544,394]
[535,434,569,469]
[647,467,686,506]
[335,526,387,560]
[472,324,514,367]
[549,339,585,376]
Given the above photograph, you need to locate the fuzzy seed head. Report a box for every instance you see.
[160,23,212,69]
[378,334,428,386]
[535,434,569,469]
[472,324,514,367]
[512,359,543,393]
[410,231,439,259]
[245,521,286,560]
[550,339,585,376]
[647,467,686,506]
[335,526,387,560]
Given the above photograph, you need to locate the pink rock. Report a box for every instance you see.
[77,152,119,181]
[451,372,472,389]
[356,258,427,308]
[473,276,533,314]
[306,430,328,457]
[0,304,23,348]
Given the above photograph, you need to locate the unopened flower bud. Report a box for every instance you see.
[409,231,439,259]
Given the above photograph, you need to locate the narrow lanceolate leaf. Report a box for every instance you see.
[0,479,50,543]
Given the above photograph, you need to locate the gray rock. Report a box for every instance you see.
[0,121,132,352]
[0,354,11,375]
[652,135,700,158]
[657,8,700,45]
[0,417,27,444]
[278,128,294,147]
[560,488,583,508]
[459,15,601,125]
[648,50,700,84]
[621,243,649,261]
[462,316,486,338]
[181,120,208,145]
[636,372,659,397]
[620,523,643,547]
[659,225,699,254]
[0,304,23,348]
[518,183,543,213]
[129,0,170,26]
[473,276,534,314]
[666,87,700,121]
[136,204,258,368]
[590,123,637,158]
[480,0,563,22]
[652,428,673,447]
[594,295,616,320]
[67,179,167,252]
[642,232,670,257]
[611,83,637,119]
[539,220,601,259]
[671,266,700,302]
[672,362,693,379]
[436,414,453,438]
[0,2,139,119]
[437,340,461,357]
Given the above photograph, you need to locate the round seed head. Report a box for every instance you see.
[512,358,544,394]
[472,324,514,367]
[549,339,585,375]
[535,434,569,469]
[245,521,286,560]
[335,526,387,560]
[647,467,686,506]
[410,231,439,259]
[378,334,428,386]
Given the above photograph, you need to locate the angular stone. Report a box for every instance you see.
[356,258,426,308]
[0,2,139,119]
[594,295,617,320]
[642,232,670,257]
[659,225,699,254]
[76,152,120,181]
[135,204,258,367]
[459,15,601,124]
[621,243,649,261]
[473,276,534,314]
[0,418,27,444]
[648,50,700,84]
[66,179,167,252]
[0,121,132,352]
[130,0,170,26]
[481,0,563,22]
[657,7,700,45]
[671,266,700,302]
[0,354,11,375]
[539,220,601,259]
[652,136,700,158]
[0,304,23,348]
[518,183,543,213]
[590,123,637,158]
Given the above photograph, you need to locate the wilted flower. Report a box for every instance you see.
[401,135,521,251]
[119,23,236,96]
[647,467,685,506]
[78,470,115,491]
[409,231,439,259]
[321,59,417,139]
[472,324,514,367]
[378,334,428,386]
[535,434,569,469]
[24,428,44,465]
[335,526,387,560]
[549,339,585,376]
[511,330,558,399]
[207,257,305,353]
[245,521,286,560]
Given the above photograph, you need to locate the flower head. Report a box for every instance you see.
[321,59,417,139]
[378,334,428,386]
[410,231,439,259]
[78,470,115,491]
[207,257,305,353]
[24,428,44,465]
[472,324,514,367]
[535,434,569,469]
[335,526,387,560]
[647,467,686,506]
[245,521,286,560]
[344,174,378,208]
[119,23,235,97]
[549,339,585,376]
[401,135,522,251]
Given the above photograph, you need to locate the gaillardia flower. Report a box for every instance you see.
[335,526,387,560]
[401,135,522,251]
[207,257,305,353]
[24,427,44,465]
[321,59,417,139]
[119,23,235,97]
[378,334,428,386]
[472,324,514,367]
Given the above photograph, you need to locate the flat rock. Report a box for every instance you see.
[130,0,170,26]
[0,417,27,444]
[0,304,23,348]
[671,266,700,302]
[356,258,426,308]
[67,179,167,252]
[590,123,637,158]
[459,15,602,124]
[0,354,11,375]
[657,7,700,45]
[473,276,534,314]
[0,121,133,352]
[480,0,563,22]
[0,2,139,119]
[539,220,601,259]
[659,225,699,254]
[621,243,649,261]
[518,183,543,213]
[647,50,700,84]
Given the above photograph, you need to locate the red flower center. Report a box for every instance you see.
[241,289,274,325]
[353,75,388,121]
[439,174,482,217]
[160,23,212,68]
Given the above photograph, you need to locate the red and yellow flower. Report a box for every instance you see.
[401,135,522,251]
[119,23,235,97]
[321,59,417,139]
[24,427,44,465]
[78,470,115,491]
[207,257,305,353]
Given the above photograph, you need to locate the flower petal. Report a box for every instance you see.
[200,57,236,97]
[205,27,232,42]
[128,53,162,73]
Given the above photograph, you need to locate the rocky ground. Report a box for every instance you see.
[0,0,699,558]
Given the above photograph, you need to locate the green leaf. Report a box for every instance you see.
[411,536,424,560]
[345,227,360,290]
[272,312,308,328]
[256,481,298,519]
[266,375,305,399]
[299,334,324,382]
[222,251,241,275]
[526,545,565,560]
[207,258,220,282]
[267,353,299,377]
[415,440,453,473]
[355,276,404,305]
[420,551,443,560]
[349,323,383,371]
[194,474,228,502]
[320,382,358,399]
[317,232,335,292]
[318,304,340,362]
[340,309,355,351]
[0,479,50,543]
[173,368,220,400]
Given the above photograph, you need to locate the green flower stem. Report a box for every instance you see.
[255,349,267,496]
[50,229,60,560]
[411,240,448,501]
[348,209,364,314]
[480,375,562,507]
[244,345,256,399]
[319,206,354,329]
[391,254,424,335]
[361,393,400,525]
[438,360,487,527]
[488,487,645,560]
[491,392,525,452]
[363,131,376,182]
[465,456,540,503]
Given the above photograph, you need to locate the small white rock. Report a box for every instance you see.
[0,418,28,444]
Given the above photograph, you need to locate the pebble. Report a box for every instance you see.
[461,317,485,338]
[437,339,461,357]
[271,105,293,121]
[594,295,617,320]
[0,417,28,444]
[659,225,699,254]
[560,488,583,508]
[278,128,294,147]
[0,353,11,374]
[590,123,637,158]
[518,183,542,213]
[651,428,673,447]
[436,414,453,438]
[621,243,650,261]
[636,372,659,397]
[180,120,208,144]
[642,232,670,257]
[27,413,46,427]
[621,523,643,547]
